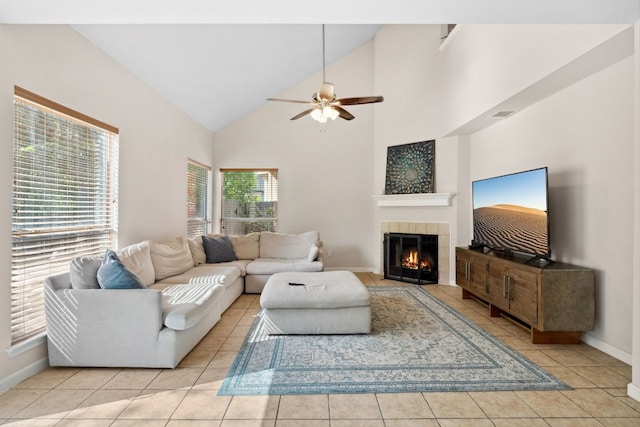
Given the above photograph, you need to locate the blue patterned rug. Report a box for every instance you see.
[218,286,569,395]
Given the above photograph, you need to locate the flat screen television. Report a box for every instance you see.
[472,167,550,260]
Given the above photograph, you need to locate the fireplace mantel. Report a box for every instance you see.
[373,193,454,207]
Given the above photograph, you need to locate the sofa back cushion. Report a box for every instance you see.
[230,232,260,260]
[69,255,102,289]
[260,231,319,259]
[150,237,194,281]
[118,240,156,287]
[188,236,206,265]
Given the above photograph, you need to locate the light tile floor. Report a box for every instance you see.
[2,273,640,426]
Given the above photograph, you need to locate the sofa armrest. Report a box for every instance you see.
[45,272,165,366]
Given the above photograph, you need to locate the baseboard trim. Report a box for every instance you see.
[581,333,632,365]
[0,357,49,394]
[324,267,375,273]
[628,383,640,402]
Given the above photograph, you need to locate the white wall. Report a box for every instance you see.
[0,25,214,390]
[213,42,376,270]
[441,25,631,135]
[468,52,635,356]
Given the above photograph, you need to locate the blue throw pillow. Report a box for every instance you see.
[202,235,238,263]
[97,250,145,289]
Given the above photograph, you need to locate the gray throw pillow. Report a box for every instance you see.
[69,255,102,289]
[202,235,238,263]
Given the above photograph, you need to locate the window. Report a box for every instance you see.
[220,169,278,235]
[187,159,211,237]
[12,86,118,344]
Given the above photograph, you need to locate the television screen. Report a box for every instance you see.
[472,167,550,257]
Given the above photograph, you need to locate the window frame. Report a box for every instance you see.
[187,158,212,238]
[11,86,119,345]
[220,168,278,236]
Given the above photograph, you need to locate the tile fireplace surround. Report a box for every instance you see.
[380,222,451,284]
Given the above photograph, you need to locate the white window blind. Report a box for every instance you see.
[12,86,119,344]
[187,159,211,238]
[220,169,278,235]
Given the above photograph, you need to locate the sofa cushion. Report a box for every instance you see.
[212,260,252,276]
[230,233,260,259]
[162,282,224,330]
[308,242,320,262]
[188,236,206,266]
[150,237,194,281]
[118,241,156,287]
[97,250,145,289]
[153,265,241,290]
[245,258,324,275]
[259,231,319,259]
[202,235,237,263]
[69,255,102,289]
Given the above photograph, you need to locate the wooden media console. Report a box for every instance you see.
[456,247,595,344]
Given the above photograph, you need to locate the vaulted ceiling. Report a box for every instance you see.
[2,0,637,133]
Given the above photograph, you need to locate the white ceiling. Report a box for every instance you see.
[2,0,638,133]
[71,24,384,132]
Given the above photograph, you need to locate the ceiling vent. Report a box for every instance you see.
[490,111,516,119]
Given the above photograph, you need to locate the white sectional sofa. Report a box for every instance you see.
[44,231,323,368]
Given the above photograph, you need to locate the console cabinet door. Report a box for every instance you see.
[487,259,538,325]
[486,260,509,310]
[455,249,487,297]
[506,265,539,325]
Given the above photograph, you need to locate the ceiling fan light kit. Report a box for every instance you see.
[268,25,383,123]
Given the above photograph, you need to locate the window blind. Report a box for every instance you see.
[220,169,278,235]
[187,159,211,237]
[12,87,119,344]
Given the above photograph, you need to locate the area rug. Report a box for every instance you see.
[218,286,569,395]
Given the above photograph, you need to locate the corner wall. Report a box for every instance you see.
[372,25,460,281]
[0,25,214,391]
[212,42,376,270]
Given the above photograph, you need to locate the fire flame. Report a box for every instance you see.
[402,249,431,270]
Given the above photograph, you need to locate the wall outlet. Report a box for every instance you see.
[327,249,334,257]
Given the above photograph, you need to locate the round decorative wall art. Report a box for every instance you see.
[384,140,435,195]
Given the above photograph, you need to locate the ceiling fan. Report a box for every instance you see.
[267,25,384,123]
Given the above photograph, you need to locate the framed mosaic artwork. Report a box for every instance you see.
[384,140,435,195]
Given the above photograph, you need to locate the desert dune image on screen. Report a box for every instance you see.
[473,168,548,255]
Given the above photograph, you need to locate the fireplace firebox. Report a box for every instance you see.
[384,233,438,284]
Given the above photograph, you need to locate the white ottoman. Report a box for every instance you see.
[260,271,371,334]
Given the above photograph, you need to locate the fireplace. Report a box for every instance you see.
[384,233,438,284]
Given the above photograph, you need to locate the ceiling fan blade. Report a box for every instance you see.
[290,108,316,120]
[337,96,384,105]
[267,98,314,104]
[334,106,355,121]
